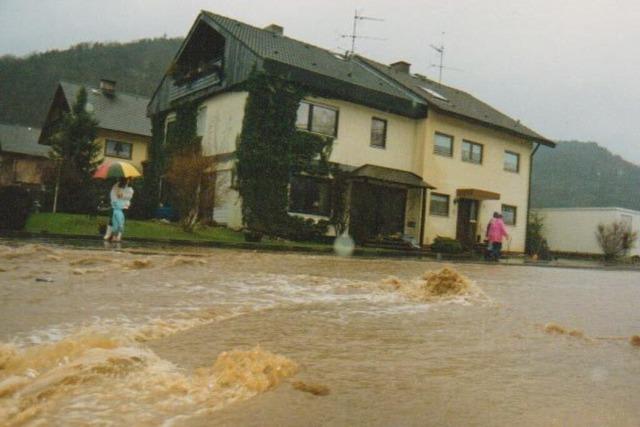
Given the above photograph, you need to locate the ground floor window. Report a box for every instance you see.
[429,193,450,216]
[289,175,332,216]
[502,204,517,225]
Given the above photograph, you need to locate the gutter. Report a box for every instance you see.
[524,142,542,253]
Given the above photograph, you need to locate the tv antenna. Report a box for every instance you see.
[430,36,445,83]
[341,9,384,56]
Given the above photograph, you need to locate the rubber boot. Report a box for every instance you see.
[103,225,112,241]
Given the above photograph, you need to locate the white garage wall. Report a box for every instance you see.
[533,207,640,256]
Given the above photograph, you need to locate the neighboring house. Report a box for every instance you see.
[533,207,640,257]
[0,124,51,187]
[148,11,555,251]
[39,80,151,170]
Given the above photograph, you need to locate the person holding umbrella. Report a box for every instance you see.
[94,160,141,242]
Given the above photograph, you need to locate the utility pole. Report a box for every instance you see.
[342,9,384,56]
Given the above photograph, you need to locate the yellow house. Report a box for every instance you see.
[39,80,151,170]
[0,124,51,188]
[148,11,554,252]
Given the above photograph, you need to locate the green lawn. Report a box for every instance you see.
[24,213,332,249]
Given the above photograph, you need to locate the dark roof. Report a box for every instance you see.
[0,124,50,158]
[59,82,151,137]
[201,11,422,104]
[356,56,555,146]
[350,164,434,189]
[160,11,551,146]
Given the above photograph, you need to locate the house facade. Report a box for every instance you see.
[0,124,51,188]
[39,80,151,170]
[148,11,554,252]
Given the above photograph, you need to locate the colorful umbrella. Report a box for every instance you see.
[93,160,141,179]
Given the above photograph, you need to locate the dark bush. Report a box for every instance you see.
[272,215,329,242]
[0,186,33,230]
[430,236,464,254]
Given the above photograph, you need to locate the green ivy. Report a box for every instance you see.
[236,71,333,235]
[166,102,200,156]
[136,112,166,218]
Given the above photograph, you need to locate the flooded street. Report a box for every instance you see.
[1,241,639,426]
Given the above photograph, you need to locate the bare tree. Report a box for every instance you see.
[165,147,216,232]
[595,220,638,261]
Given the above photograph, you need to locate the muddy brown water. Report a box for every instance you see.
[0,242,639,426]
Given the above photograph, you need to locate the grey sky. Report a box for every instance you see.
[1,0,639,163]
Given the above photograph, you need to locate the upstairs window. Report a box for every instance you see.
[289,175,332,216]
[462,140,483,164]
[296,102,338,137]
[105,139,132,160]
[370,117,387,148]
[434,132,453,157]
[502,204,517,225]
[429,193,450,216]
[504,151,520,173]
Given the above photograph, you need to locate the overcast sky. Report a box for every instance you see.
[1,0,639,163]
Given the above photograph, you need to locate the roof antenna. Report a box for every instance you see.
[430,33,445,83]
[341,9,384,57]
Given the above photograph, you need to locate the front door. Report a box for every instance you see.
[456,198,479,248]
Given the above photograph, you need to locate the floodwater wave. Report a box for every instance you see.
[1,242,639,425]
[0,330,297,426]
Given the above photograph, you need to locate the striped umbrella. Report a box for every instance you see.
[93,160,141,179]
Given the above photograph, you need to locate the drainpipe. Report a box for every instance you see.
[525,142,541,253]
[419,187,427,247]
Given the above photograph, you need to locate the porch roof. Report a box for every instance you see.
[456,188,500,200]
[350,164,434,189]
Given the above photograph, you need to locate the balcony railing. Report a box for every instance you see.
[169,60,222,102]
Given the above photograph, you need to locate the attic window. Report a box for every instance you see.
[419,86,448,102]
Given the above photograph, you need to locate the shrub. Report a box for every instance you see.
[431,236,464,254]
[268,216,329,242]
[526,211,552,260]
[0,186,33,230]
[595,220,638,261]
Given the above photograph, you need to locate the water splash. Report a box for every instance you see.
[381,266,487,304]
[0,333,297,426]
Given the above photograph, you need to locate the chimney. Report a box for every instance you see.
[390,61,411,74]
[264,24,283,36]
[100,79,116,97]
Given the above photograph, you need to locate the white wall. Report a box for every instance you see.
[534,207,640,256]
[199,91,248,156]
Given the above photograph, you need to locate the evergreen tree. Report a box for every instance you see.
[48,87,100,213]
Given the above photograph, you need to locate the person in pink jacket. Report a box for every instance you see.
[486,212,509,261]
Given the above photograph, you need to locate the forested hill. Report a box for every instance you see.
[531,141,640,211]
[0,37,182,127]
